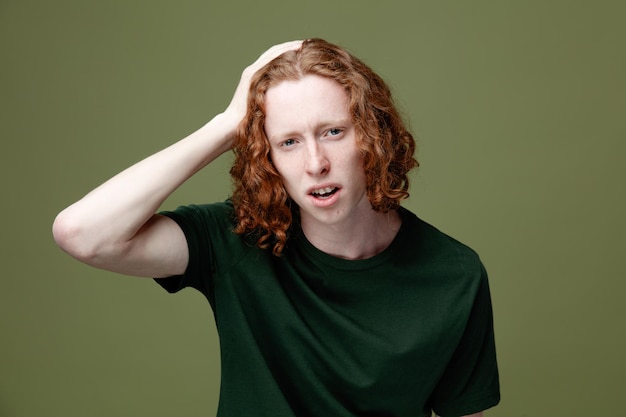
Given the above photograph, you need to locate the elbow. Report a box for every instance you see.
[52,209,99,263]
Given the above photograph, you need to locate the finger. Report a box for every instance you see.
[249,40,303,72]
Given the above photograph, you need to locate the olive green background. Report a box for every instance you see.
[1,1,624,416]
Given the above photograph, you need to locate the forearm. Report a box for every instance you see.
[53,112,235,260]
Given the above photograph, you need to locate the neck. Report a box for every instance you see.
[300,209,402,260]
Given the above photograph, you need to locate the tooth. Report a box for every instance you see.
[313,187,334,195]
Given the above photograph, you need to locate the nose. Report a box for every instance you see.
[305,141,330,176]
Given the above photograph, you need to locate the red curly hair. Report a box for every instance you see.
[230,38,418,255]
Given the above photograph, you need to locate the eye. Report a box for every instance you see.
[328,128,343,137]
[281,138,296,147]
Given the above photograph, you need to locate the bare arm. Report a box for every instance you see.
[52,40,303,278]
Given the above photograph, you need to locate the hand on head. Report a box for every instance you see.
[224,40,303,124]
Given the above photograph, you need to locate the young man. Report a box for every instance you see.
[53,39,500,417]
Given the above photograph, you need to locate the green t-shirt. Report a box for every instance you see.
[156,201,500,417]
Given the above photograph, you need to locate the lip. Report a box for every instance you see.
[306,183,342,208]
[306,183,341,195]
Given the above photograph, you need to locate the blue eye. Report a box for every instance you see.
[328,128,342,136]
[282,139,296,147]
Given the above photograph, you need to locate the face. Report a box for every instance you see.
[264,75,370,230]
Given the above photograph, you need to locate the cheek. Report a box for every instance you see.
[269,154,295,184]
[268,157,297,199]
[269,149,284,172]
[341,149,366,177]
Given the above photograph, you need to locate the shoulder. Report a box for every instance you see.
[162,200,235,224]
[160,200,242,241]
[400,207,480,260]
[161,200,257,259]
[397,207,485,283]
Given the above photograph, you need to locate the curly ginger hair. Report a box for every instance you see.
[230,38,418,255]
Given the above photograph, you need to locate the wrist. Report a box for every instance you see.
[199,112,239,153]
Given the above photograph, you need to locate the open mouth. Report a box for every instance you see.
[311,187,339,199]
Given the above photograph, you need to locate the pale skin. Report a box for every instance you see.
[52,40,484,417]
[52,41,303,278]
[265,74,401,260]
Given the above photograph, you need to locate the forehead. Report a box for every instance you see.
[264,75,351,136]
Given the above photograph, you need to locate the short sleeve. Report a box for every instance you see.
[430,264,501,416]
[153,204,219,306]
